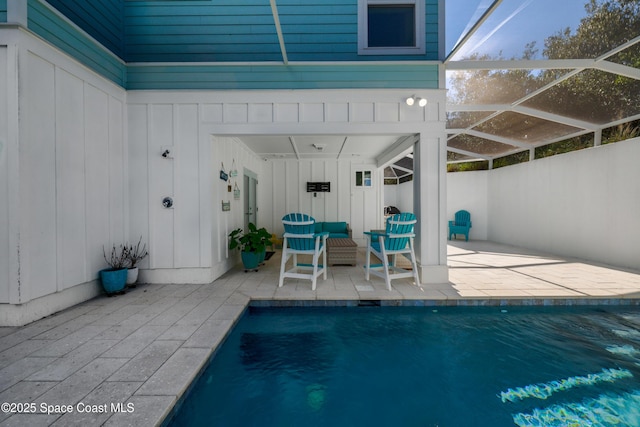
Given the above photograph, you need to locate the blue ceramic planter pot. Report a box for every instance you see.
[241,251,261,270]
[99,268,128,294]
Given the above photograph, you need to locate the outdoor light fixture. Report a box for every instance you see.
[405,95,427,107]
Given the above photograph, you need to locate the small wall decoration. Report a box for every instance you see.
[221,200,231,212]
[220,163,229,181]
[229,159,238,177]
[306,182,331,192]
[233,183,241,200]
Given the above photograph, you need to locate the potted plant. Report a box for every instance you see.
[126,236,148,287]
[228,223,272,271]
[100,244,129,295]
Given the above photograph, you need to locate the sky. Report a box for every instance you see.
[445,0,589,60]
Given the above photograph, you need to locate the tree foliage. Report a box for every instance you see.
[448,0,640,168]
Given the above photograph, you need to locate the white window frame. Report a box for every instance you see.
[354,169,374,189]
[358,0,425,55]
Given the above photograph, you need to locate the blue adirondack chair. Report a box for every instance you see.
[364,212,420,291]
[279,213,329,290]
[448,210,472,241]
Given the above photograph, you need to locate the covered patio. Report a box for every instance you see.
[1,241,639,426]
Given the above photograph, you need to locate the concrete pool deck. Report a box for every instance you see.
[1,240,640,426]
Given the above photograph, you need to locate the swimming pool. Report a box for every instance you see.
[168,306,640,426]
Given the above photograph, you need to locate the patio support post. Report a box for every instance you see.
[413,132,448,284]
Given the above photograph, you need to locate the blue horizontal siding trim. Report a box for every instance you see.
[28,0,126,87]
[126,63,439,90]
[45,0,123,57]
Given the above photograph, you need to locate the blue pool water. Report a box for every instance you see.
[168,306,640,426]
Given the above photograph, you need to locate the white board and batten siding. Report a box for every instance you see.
[0,29,126,325]
[128,89,446,284]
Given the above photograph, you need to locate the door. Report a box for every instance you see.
[244,170,258,230]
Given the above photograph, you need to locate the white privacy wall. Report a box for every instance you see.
[0,30,127,325]
[488,138,640,270]
[446,170,489,240]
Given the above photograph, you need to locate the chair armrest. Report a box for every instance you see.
[364,230,387,239]
[347,224,352,239]
[448,220,454,226]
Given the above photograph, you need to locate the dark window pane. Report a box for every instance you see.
[368,5,415,47]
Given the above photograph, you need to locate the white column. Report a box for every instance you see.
[413,132,448,284]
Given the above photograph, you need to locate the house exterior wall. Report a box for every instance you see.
[16,0,441,91]
[262,158,382,247]
[44,0,123,57]
[123,0,440,63]
[126,63,440,91]
[0,28,127,326]
[127,89,447,285]
[27,0,126,87]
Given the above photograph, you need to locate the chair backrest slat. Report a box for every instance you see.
[383,212,416,251]
[455,210,470,226]
[282,213,317,251]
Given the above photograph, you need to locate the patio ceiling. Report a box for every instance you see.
[236,134,410,161]
[241,0,640,173]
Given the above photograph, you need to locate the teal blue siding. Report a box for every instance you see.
[27,0,442,90]
[124,1,282,62]
[28,0,126,87]
[0,0,6,22]
[45,0,124,57]
[127,63,439,90]
[123,0,439,62]
[277,0,439,61]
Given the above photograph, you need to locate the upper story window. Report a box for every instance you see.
[358,0,425,55]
